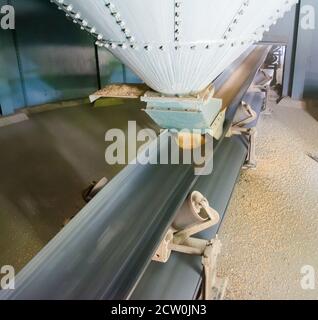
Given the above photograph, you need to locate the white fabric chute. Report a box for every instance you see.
[52,0,298,95]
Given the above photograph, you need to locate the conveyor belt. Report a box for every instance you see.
[131,90,265,300]
[0,46,270,300]
[0,139,195,300]
[131,135,248,299]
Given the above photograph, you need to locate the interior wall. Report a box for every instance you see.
[262,7,297,97]
[0,0,141,116]
[292,0,318,99]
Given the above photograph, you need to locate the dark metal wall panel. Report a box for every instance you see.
[263,1,318,99]
[0,0,25,115]
[97,47,124,85]
[97,48,142,86]
[289,0,318,99]
[132,135,248,300]
[11,0,99,107]
[0,0,142,113]
[0,136,196,300]
[263,7,297,97]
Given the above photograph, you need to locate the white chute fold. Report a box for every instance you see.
[52,0,298,95]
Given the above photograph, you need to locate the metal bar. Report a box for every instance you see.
[94,43,102,90]
[0,45,270,301]
[289,0,301,97]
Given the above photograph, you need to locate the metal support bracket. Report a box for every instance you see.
[226,101,258,169]
[252,68,272,112]
[152,192,227,300]
[141,84,223,132]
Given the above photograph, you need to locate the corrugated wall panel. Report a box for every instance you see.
[0,0,141,114]
[12,0,98,107]
[291,0,318,99]
[0,0,25,115]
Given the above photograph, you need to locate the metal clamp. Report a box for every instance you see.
[152,191,227,300]
[227,101,258,168]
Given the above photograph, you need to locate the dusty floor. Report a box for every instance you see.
[218,94,318,300]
